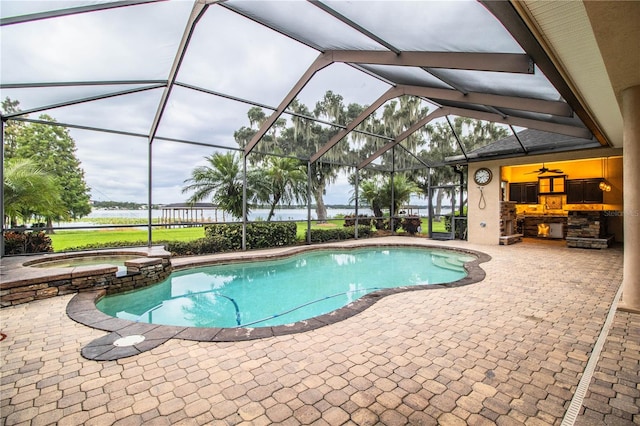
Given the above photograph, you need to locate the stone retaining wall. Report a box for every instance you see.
[0,257,172,307]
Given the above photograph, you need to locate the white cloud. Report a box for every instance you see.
[0,1,441,209]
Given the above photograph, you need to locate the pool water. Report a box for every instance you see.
[96,247,475,328]
[30,255,139,270]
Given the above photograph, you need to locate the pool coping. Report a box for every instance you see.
[67,241,491,360]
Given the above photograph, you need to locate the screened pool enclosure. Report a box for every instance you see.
[1,0,606,253]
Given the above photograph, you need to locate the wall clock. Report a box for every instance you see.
[474,167,493,186]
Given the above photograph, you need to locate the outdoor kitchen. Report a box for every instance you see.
[499,157,623,248]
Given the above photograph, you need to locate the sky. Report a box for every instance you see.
[1,1,386,205]
[0,0,525,207]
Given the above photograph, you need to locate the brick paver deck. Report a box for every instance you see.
[1,237,638,425]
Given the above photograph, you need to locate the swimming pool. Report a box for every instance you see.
[96,247,476,328]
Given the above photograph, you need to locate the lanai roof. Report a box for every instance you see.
[451,128,600,162]
[1,0,612,174]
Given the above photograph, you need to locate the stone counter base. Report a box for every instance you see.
[566,235,615,249]
[499,234,523,245]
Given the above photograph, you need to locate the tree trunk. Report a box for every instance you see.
[46,217,55,234]
[435,189,444,221]
[267,194,281,221]
[314,185,328,223]
[373,205,384,219]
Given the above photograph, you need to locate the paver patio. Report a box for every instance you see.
[1,237,638,425]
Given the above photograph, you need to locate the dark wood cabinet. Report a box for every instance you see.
[509,182,538,204]
[566,179,603,203]
[584,180,603,202]
[538,176,566,194]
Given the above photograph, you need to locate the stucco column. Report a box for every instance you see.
[619,85,640,313]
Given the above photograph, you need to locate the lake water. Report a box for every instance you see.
[53,208,368,228]
[87,208,359,222]
[53,206,443,228]
[86,206,437,221]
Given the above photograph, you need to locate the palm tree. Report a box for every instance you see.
[355,178,384,219]
[355,174,420,218]
[254,156,308,221]
[182,152,255,220]
[381,174,421,215]
[3,158,66,227]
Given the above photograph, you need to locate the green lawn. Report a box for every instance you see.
[49,227,205,251]
[49,218,448,252]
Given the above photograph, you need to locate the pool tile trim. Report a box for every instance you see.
[67,242,490,360]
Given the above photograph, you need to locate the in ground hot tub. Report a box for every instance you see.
[27,254,141,273]
[1,247,172,308]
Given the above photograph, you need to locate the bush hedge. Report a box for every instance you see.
[205,222,297,249]
[62,237,234,257]
[163,236,233,256]
[62,239,150,252]
[306,225,372,243]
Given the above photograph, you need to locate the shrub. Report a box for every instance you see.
[306,225,371,243]
[343,214,373,227]
[388,217,402,232]
[400,215,422,235]
[247,222,297,248]
[205,222,297,250]
[444,213,468,240]
[63,240,149,252]
[164,236,232,256]
[3,231,53,255]
[60,237,233,257]
[369,216,402,231]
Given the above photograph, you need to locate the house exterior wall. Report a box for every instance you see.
[467,163,502,245]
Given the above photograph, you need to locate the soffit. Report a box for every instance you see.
[583,1,640,103]
[514,0,633,148]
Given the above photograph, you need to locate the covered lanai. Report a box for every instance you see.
[1,1,640,424]
[1,0,638,309]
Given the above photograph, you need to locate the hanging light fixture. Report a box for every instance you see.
[599,157,611,192]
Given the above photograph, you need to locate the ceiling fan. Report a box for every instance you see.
[526,163,564,175]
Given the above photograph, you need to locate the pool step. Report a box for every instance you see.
[431,252,474,272]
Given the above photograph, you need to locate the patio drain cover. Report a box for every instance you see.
[113,335,145,347]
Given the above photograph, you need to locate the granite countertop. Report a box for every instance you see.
[518,213,568,217]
